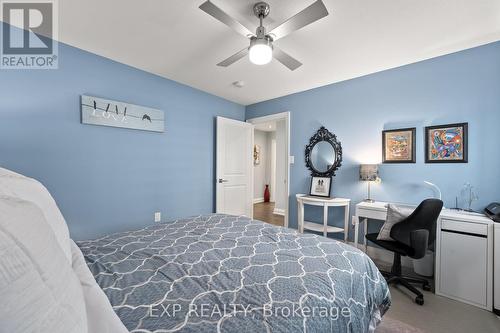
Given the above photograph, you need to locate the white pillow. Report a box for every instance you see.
[70,240,129,333]
[0,167,72,263]
[0,196,87,333]
[377,204,414,241]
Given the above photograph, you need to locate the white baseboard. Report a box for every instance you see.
[347,242,413,268]
[253,197,264,204]
[273,208,285,216]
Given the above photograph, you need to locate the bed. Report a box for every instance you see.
[78,214,390,333]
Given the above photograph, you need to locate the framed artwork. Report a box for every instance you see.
[253,144,261,165]
[425,123,468,163]
[382,128,416,163]
[309,176,332,197]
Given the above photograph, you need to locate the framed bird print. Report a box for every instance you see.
[425,123,468,163]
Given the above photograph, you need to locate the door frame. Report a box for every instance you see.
[246,112,290,228]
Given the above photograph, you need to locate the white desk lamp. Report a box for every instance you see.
[424,181,442,200]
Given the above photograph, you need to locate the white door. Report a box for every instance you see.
[216,117,253,217]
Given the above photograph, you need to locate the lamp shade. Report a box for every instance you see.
[249,38,273,65]
[249,44,273,65]
[359,164,379,181]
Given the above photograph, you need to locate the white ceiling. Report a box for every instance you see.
[56,0,500,105]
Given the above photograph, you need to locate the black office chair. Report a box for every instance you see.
[365,199,443,305]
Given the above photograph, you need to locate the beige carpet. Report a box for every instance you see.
[376,316,425,333]
[376,285,500,333]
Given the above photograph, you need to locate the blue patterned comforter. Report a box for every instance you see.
[78,214,390,333]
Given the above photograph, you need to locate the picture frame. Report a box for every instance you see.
[425,123,468,163]
[309,176,332,197]
[253,144,261,165]
[382,127,416,163]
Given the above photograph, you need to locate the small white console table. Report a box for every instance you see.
[296,194,350,241]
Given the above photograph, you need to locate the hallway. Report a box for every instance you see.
[253,202,284,227]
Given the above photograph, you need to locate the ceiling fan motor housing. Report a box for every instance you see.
[249,35,273,50]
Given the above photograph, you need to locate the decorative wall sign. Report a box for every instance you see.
[81,95,164,132]
[382,127,416,163]
[425,123,468,163]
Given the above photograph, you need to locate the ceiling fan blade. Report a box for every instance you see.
[199,1,254,38]
[269,0,328,41]
[217,47,249,67]
[273,47,302,71]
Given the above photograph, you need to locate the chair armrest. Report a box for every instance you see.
[410,229,429,259]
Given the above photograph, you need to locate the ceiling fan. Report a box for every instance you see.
[199,0,329,71]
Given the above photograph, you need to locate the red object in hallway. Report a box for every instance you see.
[264,185,270,202]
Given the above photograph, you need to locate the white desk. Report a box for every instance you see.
[296,194,350,241]
[435,209,493,311]
[354,201,494,311]
[494,223,500,315]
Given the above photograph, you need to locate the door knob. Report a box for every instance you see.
[218,178,228,183]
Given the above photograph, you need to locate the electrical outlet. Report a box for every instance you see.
[154,212,161,223]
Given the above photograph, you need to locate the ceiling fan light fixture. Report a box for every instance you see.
[249,37,273,65]
[200,0,327,70]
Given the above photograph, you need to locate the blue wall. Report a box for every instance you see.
[246,41,500,239]
[0,25,245,240]
[1,19,499,242]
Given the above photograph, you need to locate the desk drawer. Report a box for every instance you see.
[441,219,487,236]
[356,208,387,221]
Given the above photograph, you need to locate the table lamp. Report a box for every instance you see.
[359,164,381,203]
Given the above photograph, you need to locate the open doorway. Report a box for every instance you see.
[247,112,290,228]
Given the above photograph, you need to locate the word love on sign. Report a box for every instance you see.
[81,95,165,133]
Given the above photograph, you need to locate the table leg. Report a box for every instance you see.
[323,204,328,237]
[298,201,304,233]
[364,218,368,253]
[344,204,350,243]
[353,216,359,249]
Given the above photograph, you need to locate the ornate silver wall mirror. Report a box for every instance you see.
[305,127,342,177]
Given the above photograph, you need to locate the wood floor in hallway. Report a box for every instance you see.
[253,202,284,227]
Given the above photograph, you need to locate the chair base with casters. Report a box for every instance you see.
[366,233,432,306]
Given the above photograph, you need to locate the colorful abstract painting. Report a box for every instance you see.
[382,128,416,163]
[425,123,468,163]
